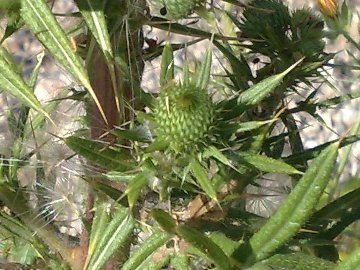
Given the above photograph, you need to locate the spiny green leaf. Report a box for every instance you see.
[242,125,269,154]
[286,88,360,115]
[330,105,360,199]
[121,229,170,270]
[238,58,303,107]
[64,136,134,171]
[85,197,110,269]
[28,51,44,88]
[170,253,189,270]
[75,0,113,59]
[113,126,152,143]
[295,188,360,257]
[251,253,336,270]
[88,180,127,205]
[312,212,360,247]
[231,119,277,134]
[145,139,169,153]
[104,171,134,183]
[310,187,360,222]
[1,9,24,42]
[160,42,174,87]
[21,0,107,123]
[239,152,302,175]
[208,232,240,256]
[190,159,217,201]
[125,172,148,209]
[0,213,37,244]
[149,16,229,40]
[0,47,49,120]
[177,225,231,270]
[7,239,38,265]
[284,135,360,165]
[151,209,176,234]
[182,59,190,86]
[203,146,239,172]
[246,143,338,262]
[75,0,117,110]
[87,206,134,270]
[196,36,213,90]
[222,59,303,119]
[213,40,251,89]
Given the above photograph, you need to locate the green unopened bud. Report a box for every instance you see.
[155,84,214,150]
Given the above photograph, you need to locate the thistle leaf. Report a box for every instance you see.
[121,229,170,270]
[21,0,107,123]
[151,209,177,234]
[75,0,113,59]
[125,172,148,210]
[190,159,217,201]
[196,36,213,90]
[245,143,338,262]
[177,225,231,270]
[87,206,134,270]
[85,198,110,269]
[64,136,134,171]
[238,152,303,175]
[75,0,118,110]
[0,47,49,120]
[160,42,174,87]
[251,253,336,270]
[237,58,303,107]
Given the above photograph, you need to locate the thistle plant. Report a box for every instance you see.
[1,0,360,270]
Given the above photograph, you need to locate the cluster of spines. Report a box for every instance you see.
[155,84,214,150]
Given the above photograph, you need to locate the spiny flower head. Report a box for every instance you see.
[154,84,214,151]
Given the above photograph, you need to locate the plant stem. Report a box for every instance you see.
[341,30,360,52]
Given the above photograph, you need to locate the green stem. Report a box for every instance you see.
[341,31,360,52]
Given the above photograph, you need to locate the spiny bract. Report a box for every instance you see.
[161,0,204,19]
[155,84,214,150]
